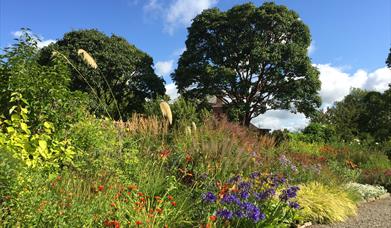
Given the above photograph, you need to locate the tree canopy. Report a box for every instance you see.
[172,2,321,126]
[39,29,165,120]
[386,48,391,68]
[314,87,391,142]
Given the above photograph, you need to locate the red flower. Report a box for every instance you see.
[98,185,104,191]
[110,202,116,207]
[135,221,142,226]
[167,195,174,201]
[209,215,217,222]
[171,201,177,206]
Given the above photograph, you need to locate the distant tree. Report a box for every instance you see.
[327,87,391,142]
[40,29,165,120]
[172,2,321,126]
[328,88,367,141]
[386,48,391,68]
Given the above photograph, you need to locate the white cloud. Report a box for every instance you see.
[308,41,315,55]
[11,30,55,48]
[252,65,391,131]
[316,64,391,108]
[155,60,174,77]
[172,46,186,56]
[36,39,56,48]
[251,110,309,132]
[144,0,218,35]
[165,83,179,101]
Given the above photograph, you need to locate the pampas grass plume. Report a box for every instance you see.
[191,121,197,132]
[77,49,98,69]
[159,101,172,125]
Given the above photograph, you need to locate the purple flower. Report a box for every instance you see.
[255,188,275,201]
[240,191,250,199]
[280,186,300,202]
[234,210,244,218]
[202,192,217,203]
[239,202,265,222]
[249,171,260,179]
[238,181,252,191]
[221,193,240,204]
[216,209,233,220]
[289,201,300,209]
[228,175,241,184]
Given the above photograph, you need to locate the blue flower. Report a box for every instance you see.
[255,188,275,201]
[289,201,300,209]
[238,181,252,191]
[202,192,217,203]
[249,171,260,179]
[221,193,240,204]
[240,191,250,199]
[280,186,300,202]
[216,209,233,220]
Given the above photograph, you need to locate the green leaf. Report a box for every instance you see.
[20,122,30,134]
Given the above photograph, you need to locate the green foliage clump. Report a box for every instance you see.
[0,29,89,131]
[302,123,336,143]
[296,182,357,224]
[0,93,76,172]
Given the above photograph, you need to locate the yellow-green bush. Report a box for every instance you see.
[296,182,357,224]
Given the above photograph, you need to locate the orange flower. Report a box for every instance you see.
[155,207,163,213]
[137,192,144,197]
[128,184,138,191]
[154,196,161,200]
[98,185,104,191]
[209,215,217,222]
[185,154,192,162]
[160,149,170,159]
[171,201,177,206]
[167,195,174,201]
[135,221,142,226]
[110,202,116,207]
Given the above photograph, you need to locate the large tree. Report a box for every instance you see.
[40,29,165,120]
[386,48,391,68]
[172,2,321,126]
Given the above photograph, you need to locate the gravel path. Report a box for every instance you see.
[310,196,391,228]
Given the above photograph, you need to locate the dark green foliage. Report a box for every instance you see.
[0,29,88,131]
[325,87,391,142]
[39,29,165,120]
[302,123,336,143]
[172,2,321,126]
[386,48,391,68]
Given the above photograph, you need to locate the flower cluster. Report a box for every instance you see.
[102,183,177,227]
[279,155,298,172]
[201,173,300,226]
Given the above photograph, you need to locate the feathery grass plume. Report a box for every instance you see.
[191,122,197,132]
[159,101,172,125]
[185,126,192,135]
[51,51,59,59]
[77,49,97,69]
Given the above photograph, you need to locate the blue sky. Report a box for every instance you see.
[1,0,390,130]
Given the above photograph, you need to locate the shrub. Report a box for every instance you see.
[345,182,387,201]
[0,93,76,173]
[296,182,357,224]
[0,29,88,131]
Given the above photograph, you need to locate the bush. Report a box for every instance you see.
[0,93,76,173]
[345,182,387,201]
[296,182,357,224]
[0,29,88,132]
